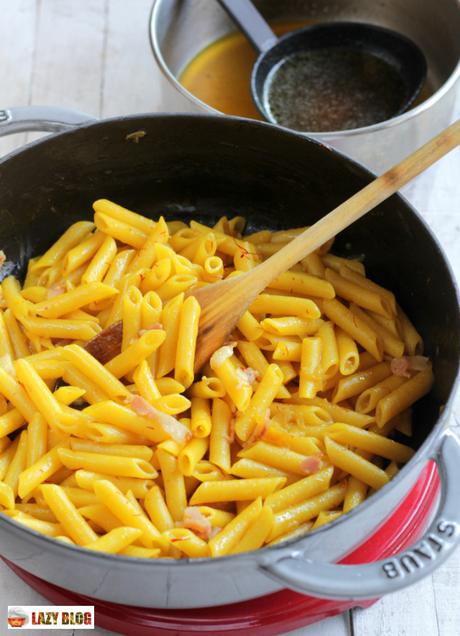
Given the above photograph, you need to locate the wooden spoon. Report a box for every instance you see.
[190,119,460,371]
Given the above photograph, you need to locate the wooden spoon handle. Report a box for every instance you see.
[252,119,460,290]
[192,119,460,372]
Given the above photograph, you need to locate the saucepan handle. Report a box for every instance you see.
[261,429,460,600]
[0,106,96,136]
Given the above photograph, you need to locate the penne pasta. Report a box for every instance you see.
[230,505,274,554]
[74,470,154,499]
[250,294,321,319]
[40,484,97,545]
[156,294,184,378]
[209,398,232,473]
[92,480,163,549]
[322,298,383,361]
[336,328,359,376]
[156,448,187,522]
[175,296,200,388]
[0,201,432,559]
[144,485,174,532]
[190,477,286,504]
[324,437,389,490]
[299,337,323,399]
[325,268,394,318]
[239,441,320,476]
[265,466,333,512]
[235,364,283,441]
[209,498,263,557]
[268,481,347,541]
[327,423,414,462]
[84,527,142,553]
[268,271,335,299]
[332,362,391,403]
[57,448,158,479]
[376,366,434,427]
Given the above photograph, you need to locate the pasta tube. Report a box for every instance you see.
[299,337,323,399]
[209,398,232,473]
[235,364,283,442]
[190,477,286,504]
[322,298,383,361]
[327,423,414,462]
[156,448,187,522]
[250,294,320,319]
[57,448,158,479]
[40,484,97,545]
[92,480,165,549]
[105,329,165,378]
[84,527,142,553]
[268,481,347,541]
[175,296,200,388]
[376,367,433,427]
[231,505,274,554]
[324,437,389,490]
[209,498,263,557]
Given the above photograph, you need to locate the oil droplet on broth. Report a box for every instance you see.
[264,48,408,132]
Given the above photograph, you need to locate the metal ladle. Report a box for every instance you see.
[217,0,427,129]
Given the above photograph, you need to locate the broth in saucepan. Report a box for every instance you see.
[180,21,433,130]
[265,48,407,132]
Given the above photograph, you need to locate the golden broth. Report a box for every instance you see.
[180,20,433,125]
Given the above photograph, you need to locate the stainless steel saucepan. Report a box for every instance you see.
[0,107,459,609]
[150,0,460,172]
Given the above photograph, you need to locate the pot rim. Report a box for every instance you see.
[0,111,459,571]
[149,0,460,138]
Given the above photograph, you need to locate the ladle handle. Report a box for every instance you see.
[217,0,278,54]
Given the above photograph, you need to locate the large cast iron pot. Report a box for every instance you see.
[0,107,459,609]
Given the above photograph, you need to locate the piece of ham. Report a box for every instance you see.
[84,320,122,364]
[182,507,213,541]
[139,323,163,335]
[406,356,431,371]
[210,342,236,368]
[300,456,323,475]
[236,367,259,387]
[391,357,410,378]
[391,355,430,378]
[210,526,222,539]
[244,409,271,447]
[47,283,67,298]
[130,395,191,445]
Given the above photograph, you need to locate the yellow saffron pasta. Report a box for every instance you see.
[0,200,433,558]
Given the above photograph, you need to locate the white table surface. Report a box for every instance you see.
[0,2,459,635]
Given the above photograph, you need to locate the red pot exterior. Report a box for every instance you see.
[2,462,439,636]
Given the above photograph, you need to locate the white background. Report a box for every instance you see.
[0,1,459,635]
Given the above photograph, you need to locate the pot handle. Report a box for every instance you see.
[0,106,96,136]
[261,430,460,600]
